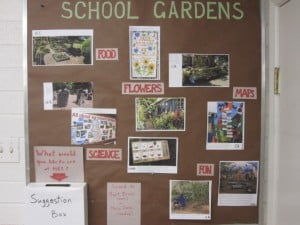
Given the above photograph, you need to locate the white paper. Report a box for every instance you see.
[34,146,84,183]
[107,183,141,225]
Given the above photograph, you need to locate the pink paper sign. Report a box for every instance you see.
[34,146,84,182]
[107,183,141,225]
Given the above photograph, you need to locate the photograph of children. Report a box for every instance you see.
[170,180,212,220]
[135,97,185,131]
[32,29,93,66]
[218,161,259,206]
[206,101,245,150]
[129,26,160,80]
[169,53,229,87]
[71,108,116,145]
[43,82,93,110]
[128,137,178,174]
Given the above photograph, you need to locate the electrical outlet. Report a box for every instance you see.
[0,138,19,163]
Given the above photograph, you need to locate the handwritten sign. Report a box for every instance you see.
[107,182,141,225]
[25,183,87,225]
[34,146,84,182]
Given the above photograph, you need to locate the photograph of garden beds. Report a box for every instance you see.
[32,35,92,65]
[182,54,229,87]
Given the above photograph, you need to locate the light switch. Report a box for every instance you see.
[0,138,19,163]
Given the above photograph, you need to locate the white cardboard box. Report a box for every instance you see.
[25,182,88,225]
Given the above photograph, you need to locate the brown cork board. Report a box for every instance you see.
[27,0,261,224]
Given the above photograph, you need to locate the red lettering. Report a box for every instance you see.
[234,87,256,99]
[199,165,212,175]
[97,48,118,60]
[235,88,243,97]
[88,149,121,160]
[122,83,164,94]
[197,164,214,176]
[249,89,255,97]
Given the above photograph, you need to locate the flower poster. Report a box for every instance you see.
[129,26,160,80]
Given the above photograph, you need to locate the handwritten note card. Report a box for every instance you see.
[34,146,84,182]
[107,182,141,225]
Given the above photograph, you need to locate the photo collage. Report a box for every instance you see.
[32,26,259,222]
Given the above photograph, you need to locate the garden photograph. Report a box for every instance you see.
[135,97,185,131]
[170,180,211,220]
[182,54,229,87]
[219,161,259,194]
[32,30,92,66]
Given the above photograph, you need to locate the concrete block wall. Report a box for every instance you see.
[0,0,26,224]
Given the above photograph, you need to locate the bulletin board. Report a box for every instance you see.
[27,0,262,225]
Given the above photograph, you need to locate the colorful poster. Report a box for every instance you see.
[71,108,117,145]
[218,161,259,206]
[32,29,93,66]
[33,146,84,182]
[169,53,229,87]
[207,101,245,150]
[170,180,212,220]
[128,137,178,174]
[43,82,93,110]
[135,97,186,131]
[129,26,160,80]
[107,183,141,225]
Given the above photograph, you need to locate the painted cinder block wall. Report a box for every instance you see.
[0,0,26,224]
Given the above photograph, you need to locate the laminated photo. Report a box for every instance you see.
[128,137,178,174]
[32,29,93,66]
[135,97,186,131]
[170,180,212,220]
[207,101,245,150]
[71,108,117,145]
[43,82,93,110]
[129,26,160,80]
[169,53,229,87]
[218,161,259,206]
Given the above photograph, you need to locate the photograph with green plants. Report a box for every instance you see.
[43,81,93,110]
[135,97,185,131]
[182,54,229,87]
[170,180,211,220]
[32,29,93,66]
